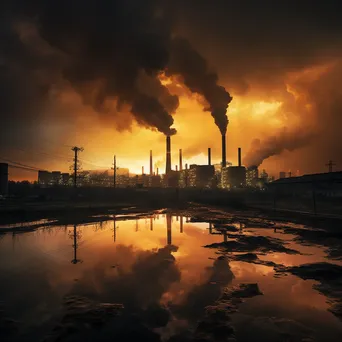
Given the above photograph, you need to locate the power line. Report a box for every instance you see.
[78,159,109,169]
[10,147,73,162]
[7,165,42,172]
[0,157,46,171]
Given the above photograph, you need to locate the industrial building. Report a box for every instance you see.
[279,171,286,179]
[270,171,342,198]
[246,166,259,187]
[188,164,215,188]
[38,170,53,187]
[32,132,273,190]
[0,163,8,196]
[221,166,246,189]
[220,147,246,189]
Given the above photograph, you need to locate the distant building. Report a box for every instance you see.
[51,171,62,185]
[221,166,246,189]
[116,175,130,187]
[270,171,342,198]
[179,169,189,188]
[246,166,259,187]
[0,163,8,196]
[279,171,286,179]
[163,171,179,188]
[149,175,162,187]
[61,173,71,186]
[188,165,215,188]
[260,169,268,181]
[38,170,52,187]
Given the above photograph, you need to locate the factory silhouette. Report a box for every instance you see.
[0,132,341,201]
[16,135,266,190]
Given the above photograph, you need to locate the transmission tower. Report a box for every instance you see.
[111,155,119,188]
[326,160,336,173]
[71,146,83,188]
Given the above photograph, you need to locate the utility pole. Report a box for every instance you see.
[71,146,83,188]
[326,160,336,173]
[111,155,118,188]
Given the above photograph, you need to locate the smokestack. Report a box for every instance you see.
[238,147,241,167]
[222,134,227,167]
[208,148,211,166]
[185,163,188,170]
[179,149,183,171]
[175,165,178,171]
[157,167,159,175]
[166,136,171,174]
[142,166,144,175]
[150,150,153,175]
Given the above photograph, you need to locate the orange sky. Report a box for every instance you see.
[6,60,340,182]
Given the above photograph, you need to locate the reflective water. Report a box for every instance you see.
[1,213,342,341]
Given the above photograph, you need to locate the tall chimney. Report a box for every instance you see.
[238,147,241,167]
[222,134,227,168]
[157,167,159,175]
[142,166,144,175]
[175,165,178,171]
[208,148,211,166]
[185,163,188,170]
[179,149,183,171]
[166,136,171,174]
[150,150,153,175]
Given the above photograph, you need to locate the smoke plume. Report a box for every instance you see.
[167,37,232,135]
[243,128,315,167]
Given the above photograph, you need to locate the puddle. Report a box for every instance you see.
[1,211,342,341]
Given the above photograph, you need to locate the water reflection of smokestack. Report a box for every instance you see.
[180,216,183,233]
[209,222,213,234]
[166,214,172,245]
[136,219,138,232]
[150,217,153,231]
[223,231,228,243]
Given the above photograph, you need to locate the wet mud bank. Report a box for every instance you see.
[1,205,342,341]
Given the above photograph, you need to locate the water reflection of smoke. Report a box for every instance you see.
[70,244,181,313]
[172,256,234,322]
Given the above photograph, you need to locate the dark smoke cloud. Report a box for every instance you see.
[243,128,316,168]
[1,0,179,138]
[37,0,177,136]
[1,0,233,141]
[2,0,342,173]
[167,37,232,135]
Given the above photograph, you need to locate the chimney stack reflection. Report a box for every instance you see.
[166,214,172,245]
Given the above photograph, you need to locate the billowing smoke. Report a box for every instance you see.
[2,1,233,138]
[167,37,232,135]
[243,128,315,167]
[1,0,179,136]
